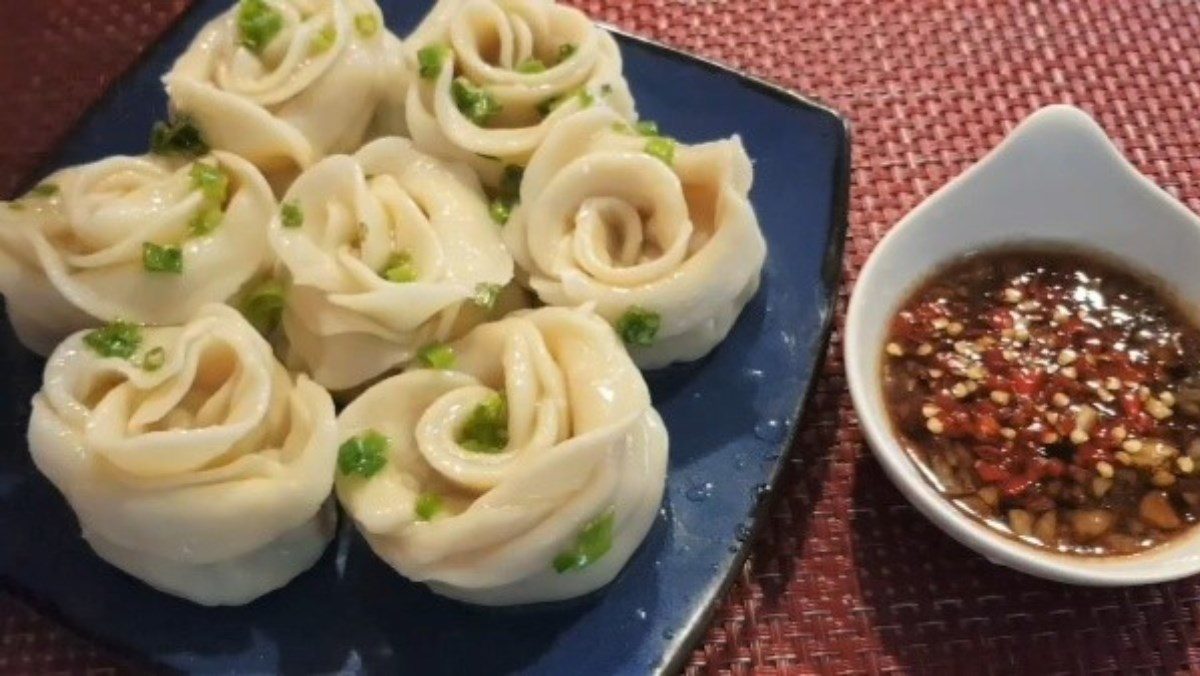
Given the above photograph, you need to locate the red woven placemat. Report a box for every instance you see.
[3,0,1200,673]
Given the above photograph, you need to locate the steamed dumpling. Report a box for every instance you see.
[0,152,275,356]
[335,305,667,605]
[164,0,404,180]
[271,137,517,391]
[503,107,767,368]
[404,0,635,184]
[27,304,338,606]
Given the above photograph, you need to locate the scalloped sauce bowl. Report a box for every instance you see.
[845,104,1200,585]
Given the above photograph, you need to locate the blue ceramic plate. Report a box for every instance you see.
[0,2,849,673]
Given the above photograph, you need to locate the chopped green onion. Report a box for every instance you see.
[600,83,613,96]
[611,121,632,134]
[354,12,380,38]
[240,279,285,335]
[309,24,337,54]
[516,58,546,74]
[141,346,166,372]
[189,204,224,236]
[553,509,615,573]
[644,136,676,166]
[142,242,183,274]
[576,88,595,108]
[280,201,304,228]
[616,306,660,346]
[472,283,501,310]
[382,251,418,283]
[451,77,502,126]
[418,43,451,79]
[635,120,660,136]
[418,343,456,370]
[29,183,59,198]
[500,165,523,199]
[237,0,284,54]
[415,492,443,521]
[189,162,229,204]
[83,321,142,359]
[557,43,577,62]
[488,198,514,225]
[457,394,508,453]
[150,117,208,157]
[338,430,389,478]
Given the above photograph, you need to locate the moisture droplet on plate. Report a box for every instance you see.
[636,608,647,621]
[684,481,713,502]
[754,418,784,442]
[734,452,749,469]
[745,368,764,380]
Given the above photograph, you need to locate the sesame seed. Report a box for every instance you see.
[1002,350,1018,362]
[922,404,940,418]
[926,418,944,434]
[1042,432,1060,444]
[1003,288,1023,303]
[1138,386,1151,401]
[1069,429,1089,445]
[1014,326,1030,342]
[1098,390,1115,403]
[951,382,969,398]
[1000,427,1017,439]
[1115,451,1133,465]
[1122,439,1143,454]
[1178,457,1195,474]
[966,365,986,381]
[1152,470,1177,487]
[1061,366,1077,379]
[990,390,1011,405]
[886,342,903,357]
[929,369,944,378]
[947,322,964,336]
[1112,426,1127,441]
[1046,411,1060,423]
[1057,349,1078,366]
[1105,377,1122,391]
[1160,391,1176,407]
[917,343,933,356]
[1053,306,1071,322]
[1052,392,1070,408]
[1146,399,1173,420]
[932,317,949,330]
[1001,328,1015,339]
[1096,461,1114,478]
[954,341,973,355]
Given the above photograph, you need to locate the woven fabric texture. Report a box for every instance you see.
[3,0,1200,673]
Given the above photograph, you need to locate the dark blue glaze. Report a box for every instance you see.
[0,2,850,673]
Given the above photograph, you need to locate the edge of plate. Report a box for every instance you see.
[598,26,854,676]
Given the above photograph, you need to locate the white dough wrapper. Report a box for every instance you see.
[503,107,768,368]
[28,304,338,606]
[165,0,405,181]
[336,305,668,606]
[271,136,517,392]
[0,152,275,356]
[404,0,636,184]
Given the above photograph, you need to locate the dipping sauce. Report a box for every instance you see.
[883,249,1200,555]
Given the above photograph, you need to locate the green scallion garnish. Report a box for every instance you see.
[644,136,676,166]
[457,394,508,453]
[83,321,142,359]
[451,77,502,126]
[553,509,615,573]
[141,346,166,372]
[150,117,208,157]
[142,242,183,274]
[338,430,389,478]
[239,279,285,335]
[354,12,379,38]
[418,43,451,79]
[616,306,660,346]
[237,0,284,54]
[382,251,418,283]
[280,201,304,228]
[418,343,456,370]
[415,492,443,521]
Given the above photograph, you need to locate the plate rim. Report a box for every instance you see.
[1,12,853,675]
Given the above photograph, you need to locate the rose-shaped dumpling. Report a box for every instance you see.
[271,136,517,391]
[0,152,275,356]
[503,107,767,368]
[404,0,635,184]
[164,0,405,180]
[335,305,667,605]
[27,304,338,606]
